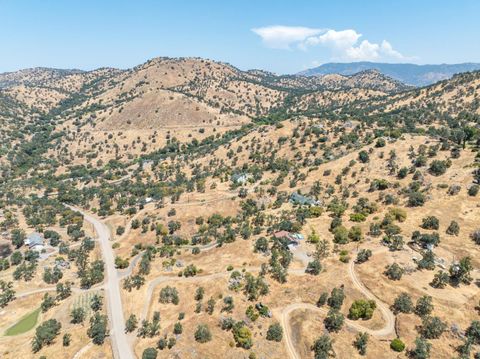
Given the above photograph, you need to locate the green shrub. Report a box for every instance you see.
[429,160,449,176]
[420,216,439,230]
[350,213,366,222]
[233,323,253,349]
[349,299,376,320]
[385,263,404,280]
[266,323,283,342]
[333,226,348,244]
[375,138,386,147]
[388,208,407,222]
[446,221,460,236]
[194,324,212,343]
[390,338,405,352]
[468,185,479,197]
[348,226,363,241]
[408,191,425,207]
[142,348,157,359]
[358,150,370,163]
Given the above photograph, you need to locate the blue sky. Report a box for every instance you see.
[1,0,479,74]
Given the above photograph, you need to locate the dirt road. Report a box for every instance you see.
[137,245,395,359]
[347,249,395,336]
[280,248,396,359]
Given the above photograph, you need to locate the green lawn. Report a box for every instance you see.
[5,308,40,336]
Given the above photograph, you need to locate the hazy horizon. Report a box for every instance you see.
[3,57,480,77]
[1,0,479,74]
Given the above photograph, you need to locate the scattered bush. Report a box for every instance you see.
[421,316,447,339]
[348,226,363,241]
[408,191,426,207]
[312,334,334,358]
[420,216,439,230]
[415,295,433,317]
[385,263,404,280]
[430,270,449,288]
[446,221,460,236]
[471,230,480,245]
[356,249,372,264]
[327,287,345,310]
[349,299,376,320]
[354,332,369,355]
[390,338,405,352]
[448,184,461,195]
[429,160,448,176]
[392,293,413,314]
[358,150,370,163]
[266,323,283,342]
[305,259,322,275]
[324,309,344,332]
[142,348,157,359]
[468,185,479,197]
[333,226,349,244]
[233,322,253,349]
[410,337,431,359]
[159,286,179,305]
[194,324,212,343]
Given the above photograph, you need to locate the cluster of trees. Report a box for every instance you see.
[219,318,253,349]
[0,280,15,307]
[68,294,107,346]
[159,286,180,305]
[40,282,72,312]
[32,319,62,352]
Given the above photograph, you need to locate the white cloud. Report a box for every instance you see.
[252,26,411,61]
[304,29,361,49]
[345,40,380,60]
[251,26,323,49]
[380,40,405,60]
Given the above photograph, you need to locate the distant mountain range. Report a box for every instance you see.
[298,62,480,87]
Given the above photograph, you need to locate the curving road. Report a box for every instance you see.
[347,248,395,336]
[139,261,395,359]
[118,252,143,280]
[137,243,395,359]
[69,206,135,359]
[69,204,394,359]
[280,248,395,359]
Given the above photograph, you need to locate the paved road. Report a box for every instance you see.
[70,206,135,359]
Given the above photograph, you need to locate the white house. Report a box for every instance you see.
[25,232,45,251]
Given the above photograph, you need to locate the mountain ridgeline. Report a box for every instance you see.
[299,61,480,86]
[0,57,479,137]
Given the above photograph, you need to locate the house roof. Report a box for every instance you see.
[26,232,44,246]
[291,192,312,202]
[232,173,248,181]
[290,192,321,206]
[273,230,291,239]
